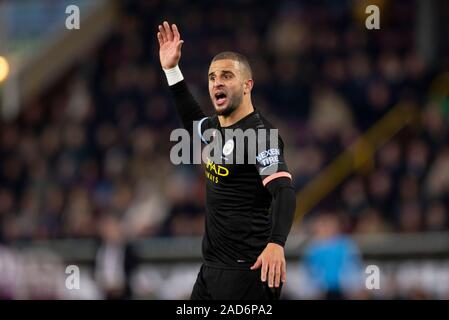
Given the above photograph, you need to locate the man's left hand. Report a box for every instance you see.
[250,242,286,288]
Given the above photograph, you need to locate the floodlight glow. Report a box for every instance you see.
[0,56,10,83]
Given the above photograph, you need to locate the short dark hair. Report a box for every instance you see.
[211,51,252,78]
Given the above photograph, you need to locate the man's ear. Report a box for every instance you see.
[244,79,254,94]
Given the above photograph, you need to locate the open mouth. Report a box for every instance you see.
[214,92,228,106]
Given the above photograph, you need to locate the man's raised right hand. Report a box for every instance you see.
[157,21,184,70]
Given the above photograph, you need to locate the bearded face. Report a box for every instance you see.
[208,59,248,117]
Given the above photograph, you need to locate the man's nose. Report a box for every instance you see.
[213,79,224,88]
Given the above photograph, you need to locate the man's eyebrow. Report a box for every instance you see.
[208,70,235,77]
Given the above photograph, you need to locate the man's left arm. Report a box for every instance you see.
[250,137,296,288]
[266,177,296,247]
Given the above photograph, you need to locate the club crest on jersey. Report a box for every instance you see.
[223,139,234,156]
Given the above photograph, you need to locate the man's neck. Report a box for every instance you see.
[218,101,254,128]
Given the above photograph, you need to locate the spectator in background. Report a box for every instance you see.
[303,211,364,299]
[425,147,449,200]
[425,200,448,231]
[94,214,137,299]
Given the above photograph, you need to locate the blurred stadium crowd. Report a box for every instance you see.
[1,0,449,299]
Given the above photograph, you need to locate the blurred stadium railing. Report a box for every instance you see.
[10,232,449,262]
